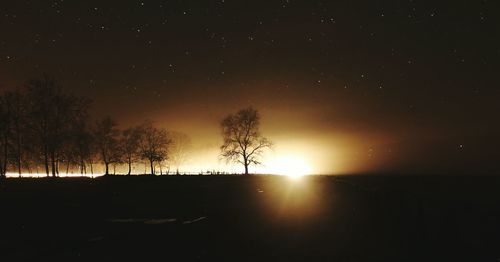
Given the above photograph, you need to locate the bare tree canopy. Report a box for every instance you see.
[220,107,272,175]
[121,126,143,175]
[0,75,180,176]
[139,121,171,175]
[0,75,94,177]
[93,116,120,175]
[168,131,192,173]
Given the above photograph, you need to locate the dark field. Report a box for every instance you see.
[1,175,499,261]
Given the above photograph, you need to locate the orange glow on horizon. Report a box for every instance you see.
[259,155,313,177]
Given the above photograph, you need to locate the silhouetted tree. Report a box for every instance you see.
[68,113,93,174]
[25,75,58,176]
[220,107,272,175]
[0,97,10,177]
[121,126,143,175]
[93,117,120,175]
[3,90,28,175]
[139,122,171,175]
[25,75,90,176]
[110,142,125,175]
[68,95,92,174]
[87,141,99,175]
[168,131,192,173]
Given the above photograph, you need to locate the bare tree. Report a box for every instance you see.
[93,117,120,175]
[121,126,143,175]
[87,142,99,175]
[168,131,192,173]
[71,119,93,175]
[3,90,28,176]
[139,122,171,175]
[220,107,272,175]
[26,75,57,176]
[0,75,92,176]
[0,97,10,177]
[25,75,90,176]
[110,142,125,175]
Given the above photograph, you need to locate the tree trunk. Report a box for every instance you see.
[16,137,21,175]
[2,138,7,176]
[150,160,154,175]
[127,158,132,175]
[44,147,49,176]
[14,114,22,176]
[243,156,249,175]
[16,150,21,176]
[104,162,109,175]
[51,151,56,177]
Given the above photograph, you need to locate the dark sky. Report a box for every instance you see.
[1,0,499,174]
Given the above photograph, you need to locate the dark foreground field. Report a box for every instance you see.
[1,175,499,261]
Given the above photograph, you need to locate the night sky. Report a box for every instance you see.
[1,0,499,174]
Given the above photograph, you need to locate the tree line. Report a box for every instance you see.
[0,75,190,177]
[0,75,273,177]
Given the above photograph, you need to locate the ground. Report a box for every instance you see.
[0,175,499,261]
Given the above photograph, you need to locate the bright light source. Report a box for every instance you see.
[265,155,312,177]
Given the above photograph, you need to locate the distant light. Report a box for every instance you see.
[265,155,312,177]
